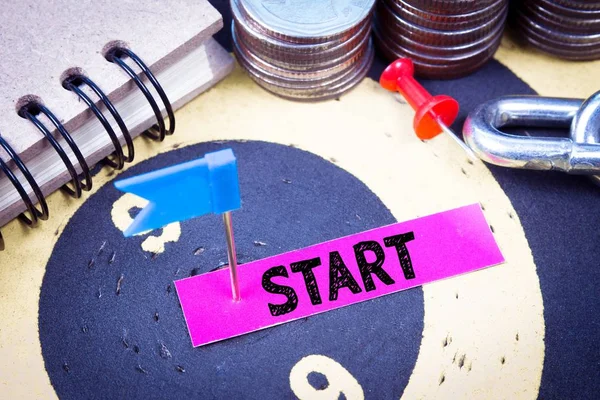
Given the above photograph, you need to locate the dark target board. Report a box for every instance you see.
[0,1,599,399]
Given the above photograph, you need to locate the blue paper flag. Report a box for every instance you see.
[114,148,241,237]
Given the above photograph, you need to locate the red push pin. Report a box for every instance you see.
[380,58,477,160]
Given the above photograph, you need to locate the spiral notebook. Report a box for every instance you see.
[0,0,234,247]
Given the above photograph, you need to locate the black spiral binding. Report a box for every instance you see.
[19,103,93,198]
[0,135,49,250]
[0,48,175,250]
[63,75,134,169]
[106,47,175,141]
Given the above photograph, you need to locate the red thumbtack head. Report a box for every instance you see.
[380,58,459,140]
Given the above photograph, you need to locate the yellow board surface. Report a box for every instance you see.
[0,35,597,399]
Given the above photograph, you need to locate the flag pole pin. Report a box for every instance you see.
[114,148,243,301]
[222,211,241,301]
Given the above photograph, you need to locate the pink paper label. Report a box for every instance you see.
[175,204,503,347]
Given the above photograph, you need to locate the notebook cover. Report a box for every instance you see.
[0,0,223,162]
[0,38,234,226]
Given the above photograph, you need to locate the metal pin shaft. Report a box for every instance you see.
[222,211,240,302]
[436,118,478,162]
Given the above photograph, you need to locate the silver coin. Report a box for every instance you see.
[232,0,375,101]
[236,0,375,43]
[516,12,600,45]
[237,40,374,100]
[376,0,508,46]
[373,26,501,78]
[517,21,600,51]
[375,22,502,65]
[385,0,505,30]
[231,0,370,55]
[375,10,505,56]
[374,0,508,78]
[236,40,368,90]
[403,0,501,14]
[234,22,371,72]
[233,24,368,80]
[511,0,600,61]
[519,31,600,60]
[531,0,600,18]
[551,0,600,11]
[232,4,371,66]
[513,14,600,58]
[522,1,600,33]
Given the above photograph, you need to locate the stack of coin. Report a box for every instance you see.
[373,0,509,79]
[511,0,600,61]
[231,0,375,101]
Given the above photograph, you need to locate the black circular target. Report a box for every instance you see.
[39,141,424,399]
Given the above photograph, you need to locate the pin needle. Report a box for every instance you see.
[436,117,478,161]
[223,211,240,301]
